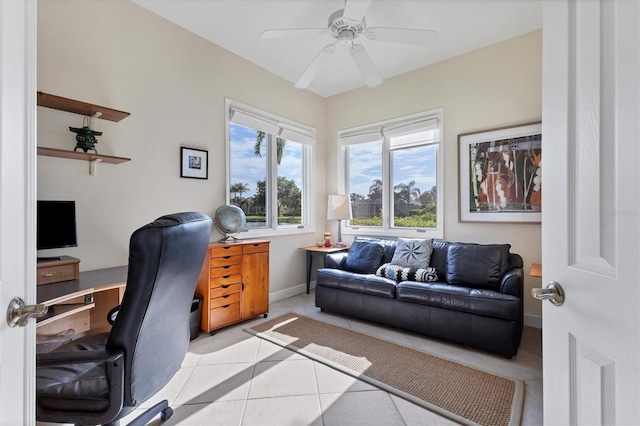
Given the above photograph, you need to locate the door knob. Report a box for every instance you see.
[6,297,48,327]
[531,282,565,306]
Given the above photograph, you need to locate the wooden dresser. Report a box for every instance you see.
[196,240,269,335]
[37,256,80,285]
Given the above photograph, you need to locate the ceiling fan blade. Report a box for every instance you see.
[343,0,372,22]
[365,28,438,46]
[295,44,336,89]
[261,28,328,39]
[349,44,383,88]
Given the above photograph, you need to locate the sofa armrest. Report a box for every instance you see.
[500,268,523,298]
[324,252,348,269]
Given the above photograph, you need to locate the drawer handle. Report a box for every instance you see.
[222,266,230,269]
[253,244,259,247]
[43,273,53,277]
[221,304,230,308]
[223,247,231,250]
[222,295,229,299]
[222,275,230,279]
[222,256,231,259]
[221,285,230,289]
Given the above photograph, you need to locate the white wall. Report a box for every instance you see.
[36,0,326,295]
[37,1,543,318]
[325,31,543,318]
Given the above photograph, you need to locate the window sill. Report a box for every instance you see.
[343,227,443,240]
[228,227,316,239]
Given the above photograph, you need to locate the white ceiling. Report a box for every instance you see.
[132,0,542,98]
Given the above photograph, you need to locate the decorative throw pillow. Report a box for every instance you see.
[390,238,433,268]
[344,239,384,274]
[445,242,511,287]
[376,263,439,283]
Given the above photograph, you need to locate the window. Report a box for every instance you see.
[339,109,443,238]
[226,99,315,236]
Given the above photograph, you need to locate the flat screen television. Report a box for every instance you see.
[37,200,78,251]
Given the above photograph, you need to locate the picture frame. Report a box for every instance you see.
[458,122,542,223]
[180,147,208,179]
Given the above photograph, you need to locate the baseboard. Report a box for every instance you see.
[524,314,542,329]
[269,281,314,304]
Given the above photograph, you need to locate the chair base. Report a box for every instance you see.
[114,400,173,426]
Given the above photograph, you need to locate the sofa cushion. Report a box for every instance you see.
[316,268,397,298]
[429,240,449,280]
[446,242,511,289]
[352,237,397,264]
[344,239,384,274]
[376,263,439,283]
[390,238,433,268]
[396,281,521,321]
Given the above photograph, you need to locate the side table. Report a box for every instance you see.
[298,245,350,294]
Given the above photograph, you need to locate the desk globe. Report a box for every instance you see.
[214,205,246,242]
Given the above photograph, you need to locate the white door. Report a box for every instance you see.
[541,0,639,424]
[0,1,38,424]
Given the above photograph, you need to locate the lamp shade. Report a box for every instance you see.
[327,195,353,221]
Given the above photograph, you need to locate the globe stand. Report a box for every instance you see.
[218,234,240,243]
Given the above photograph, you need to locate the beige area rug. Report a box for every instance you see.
[246,313,524,426]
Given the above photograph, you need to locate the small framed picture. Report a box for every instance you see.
[180,147,208,179]
[458,122,542,223]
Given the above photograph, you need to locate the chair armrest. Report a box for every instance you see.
[500,268,523,298]
[37,349,124,367]
[107,304,121,325]
[36,349,125,424]
[324,253,348,269]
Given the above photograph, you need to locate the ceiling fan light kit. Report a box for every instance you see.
[261,0,438,90]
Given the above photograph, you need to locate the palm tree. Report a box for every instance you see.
[368,179,383,217]
[394,180,421,203]
[368,179,383,201]
[394,180,421,217]
[255,131,286,165]
[230,182,249,206]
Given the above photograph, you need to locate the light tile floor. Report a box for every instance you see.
[121,291,543,425]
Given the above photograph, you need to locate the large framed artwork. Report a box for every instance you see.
[180,147,208,179]
[458,122,541,223]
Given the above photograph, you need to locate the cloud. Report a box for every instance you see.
[230,125,304,196]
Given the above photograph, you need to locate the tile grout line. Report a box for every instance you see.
[311,360,327,426]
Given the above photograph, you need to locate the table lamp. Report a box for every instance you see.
[327,194,352,248]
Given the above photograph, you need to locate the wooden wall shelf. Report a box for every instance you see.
[37,91,130,122]
[36,91,131,175]
[37,147,130,164]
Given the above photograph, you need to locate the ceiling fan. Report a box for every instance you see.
[261,0,437,89]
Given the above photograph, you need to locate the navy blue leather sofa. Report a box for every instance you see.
[315,237,524,358]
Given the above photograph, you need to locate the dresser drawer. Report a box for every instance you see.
[211,283,241,298]
[210,274,241,288]
[210,292,241,308]
[242,242,269,255]
[209,302,241,330]
[211,245,242,258]
[210,264,241,278]
[37,263,79,285]
[211,254,241,268]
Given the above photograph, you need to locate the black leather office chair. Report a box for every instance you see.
[36,212,212,425]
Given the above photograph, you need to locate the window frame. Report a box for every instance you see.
[338,108,444,239]
[225,98,316,238]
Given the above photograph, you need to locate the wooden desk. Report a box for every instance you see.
[530,263,542,278]
[298,245,349,294]
[36,266,127,337]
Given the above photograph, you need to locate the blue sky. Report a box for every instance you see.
[230,124,302,197]
[231,123,437,200]
[349,141,437,197]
